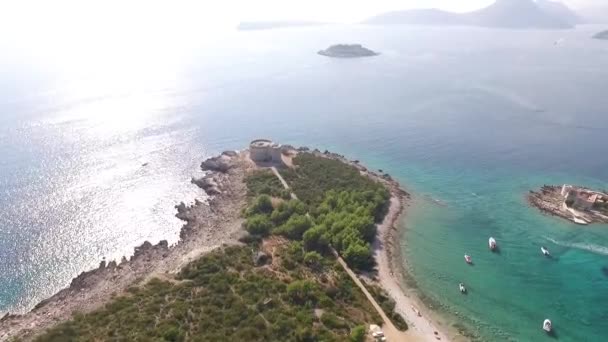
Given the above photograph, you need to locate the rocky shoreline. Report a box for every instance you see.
[0,152,253,341]
[528,185,574,221]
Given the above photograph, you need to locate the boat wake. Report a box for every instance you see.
[545,237,608,256]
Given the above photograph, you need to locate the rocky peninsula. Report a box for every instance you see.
[528,185,608,225]
[318,44,379,58]
[593,30,608,40]
[1,143,453,342]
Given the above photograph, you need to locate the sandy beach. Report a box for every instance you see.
[371,178,453,342]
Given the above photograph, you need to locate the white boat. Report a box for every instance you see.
[489,237,497,251]
[464,254,472,264]
[459,283,466,293]
[541,246,550,256]
[543,319,552,333]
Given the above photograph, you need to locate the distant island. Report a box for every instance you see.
[593,30,608,39]
[238,21,325,30]
[528,185,608,225]
[365,0,578,29]
[318,44,379,58]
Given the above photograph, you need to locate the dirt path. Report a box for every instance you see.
[334,251,409,341]
[270,166,298,200]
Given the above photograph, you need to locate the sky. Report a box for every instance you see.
[0,0,603,73]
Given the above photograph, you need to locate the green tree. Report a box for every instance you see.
[245,215,273,236]
[343,241,373,270]
[302,225,329,251]
[276,214,312,240]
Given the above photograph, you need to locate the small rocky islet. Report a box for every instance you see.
[318,44,379,58]
[528,184,608,225]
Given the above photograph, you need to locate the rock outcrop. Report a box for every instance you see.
[201,156,233,173]
[192,175,221,195]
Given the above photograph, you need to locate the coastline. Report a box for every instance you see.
[2,146,467,341]
[0,152,252,341]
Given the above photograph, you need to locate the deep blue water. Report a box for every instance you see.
[1,25,607,341]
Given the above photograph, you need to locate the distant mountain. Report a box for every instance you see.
[465,0,571,28]
[535,0,584,25]
[238,21,325,31]
[577,7,608,24]
[365,0,574,29]
[592,30,608,40]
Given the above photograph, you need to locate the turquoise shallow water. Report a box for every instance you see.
[1,24,607,340]
[401,170,608,341]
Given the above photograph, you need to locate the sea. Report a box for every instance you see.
[1,25,607,341]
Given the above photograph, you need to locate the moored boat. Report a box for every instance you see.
[464,254,472,264]
[543,319,552,333]
[489,237,497,251]
[541,246,550,256]
[459,283,466,293]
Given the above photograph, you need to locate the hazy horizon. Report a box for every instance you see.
[0,0,606,81]
[0,0,605,35]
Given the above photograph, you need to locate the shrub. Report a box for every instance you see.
[286,280,318,305]
[350,325,366,342]
[245,170,285,198]
[320,312,348,330]
[35,245,381,342]
[303,251,322,270]
[249,195,274,216]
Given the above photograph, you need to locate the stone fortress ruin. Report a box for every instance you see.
[249,139,284,164]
